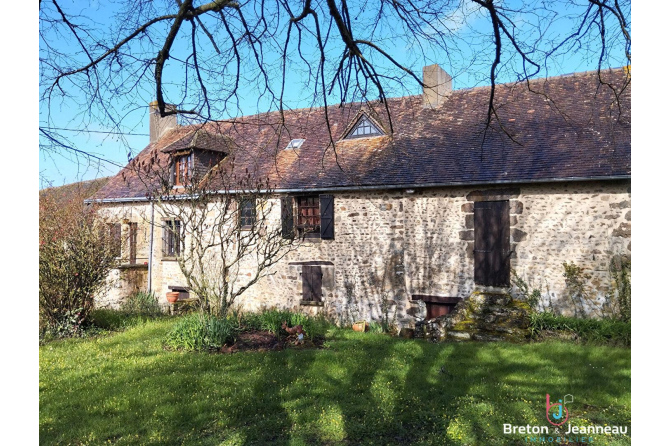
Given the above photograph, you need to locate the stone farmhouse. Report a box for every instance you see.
[89,65,631,328]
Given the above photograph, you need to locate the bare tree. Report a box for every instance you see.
[39,0,630,171]
[131,144,297,315]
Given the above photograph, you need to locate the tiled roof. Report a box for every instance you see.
[42,177,111,203]
[92,68,630,201]
[160,129,233,153]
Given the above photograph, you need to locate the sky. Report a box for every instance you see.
[39,1,631,187]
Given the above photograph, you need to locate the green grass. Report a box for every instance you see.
[40,318,631,445]
[529,312,631,346]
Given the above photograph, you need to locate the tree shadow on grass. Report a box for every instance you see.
[39,324,319,445]
[39,325,631,445]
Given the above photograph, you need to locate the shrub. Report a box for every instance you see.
[605,257,631,322]
[529,312,631,346]
[121,291,162,316]
[90,309,126,330]
[368,322,384,333]
[164,314,236,351]
[511,270,543,312]
[236,308,333,341]
[299,314,331,341]
[39,190,118,337]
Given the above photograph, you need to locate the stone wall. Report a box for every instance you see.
[96,180,631,323]
[94,203,153,308]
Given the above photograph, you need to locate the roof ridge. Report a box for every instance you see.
[169,67,628,129]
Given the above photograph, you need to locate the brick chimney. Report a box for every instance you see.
[149,101,178,143]
[422,64,452,109]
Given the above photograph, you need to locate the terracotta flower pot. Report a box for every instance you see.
[352,321,368,332]
[166,292,180,303]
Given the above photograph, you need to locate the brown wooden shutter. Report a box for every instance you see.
[109,223,122,256]
[474,200,510,286]
[281,197,294,239]
[162,222,169,256]
[129,223,137,264]
[174,220,181,256]
[302,265,323,302]
[319,194,334,239]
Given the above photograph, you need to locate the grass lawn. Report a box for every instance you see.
[39,318,631,445]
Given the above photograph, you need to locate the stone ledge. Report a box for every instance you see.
[300,300,324,307]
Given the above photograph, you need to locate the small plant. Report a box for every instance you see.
[164,313,236,351]
[121,291,162,316]
[379,292,398,334]
[46,308,86,338]
[236,308,332,341]
[368,322,384,333]
[562,261,599,318]
[299,314,331,341]
[511,270,542,312]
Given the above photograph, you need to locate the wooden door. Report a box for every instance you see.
[474,201,510,286]
[302,265,323,302]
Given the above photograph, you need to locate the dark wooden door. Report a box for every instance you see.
[302,265,323,302]
[129,223,138,264]
[474,201,510,286]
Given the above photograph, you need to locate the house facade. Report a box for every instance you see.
[90,65,631,327]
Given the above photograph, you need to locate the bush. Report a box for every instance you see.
[90,309,127,330]
[605,257,631,322]
[368,322,384,333]
[529,312,631,346]
[164,314,236,351]
[511,270,543,312]
[299,314,331,341]
[121,291,162,316]
[237,309,333,341]
[39,190,118,337]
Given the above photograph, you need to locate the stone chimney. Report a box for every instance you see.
[422,64,452,109]
[149,101,178,143]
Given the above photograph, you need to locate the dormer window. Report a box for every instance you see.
[174,153,192,187]
[345,115,383,139]
[286,139,305,150]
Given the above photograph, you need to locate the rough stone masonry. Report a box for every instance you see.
[96,179,630,329]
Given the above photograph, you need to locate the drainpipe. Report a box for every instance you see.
[147,200,154,294]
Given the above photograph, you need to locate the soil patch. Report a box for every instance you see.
[220,329,323,353]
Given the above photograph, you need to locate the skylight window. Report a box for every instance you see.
[346,115,383,138]
[285,139,305,150]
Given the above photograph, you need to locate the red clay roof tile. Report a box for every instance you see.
[92,68,630,201]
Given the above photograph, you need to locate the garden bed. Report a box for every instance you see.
[220,329,324,353]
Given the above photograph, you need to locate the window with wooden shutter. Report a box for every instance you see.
[474,201,510,286]
[319,194,334,239]
[296,196,320,238]
[129,222,138,264]
[302,265,323,302]
[281,197,294,239]
[107,223,122,257]
[173,154,192,186]
[162,220,181,258]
